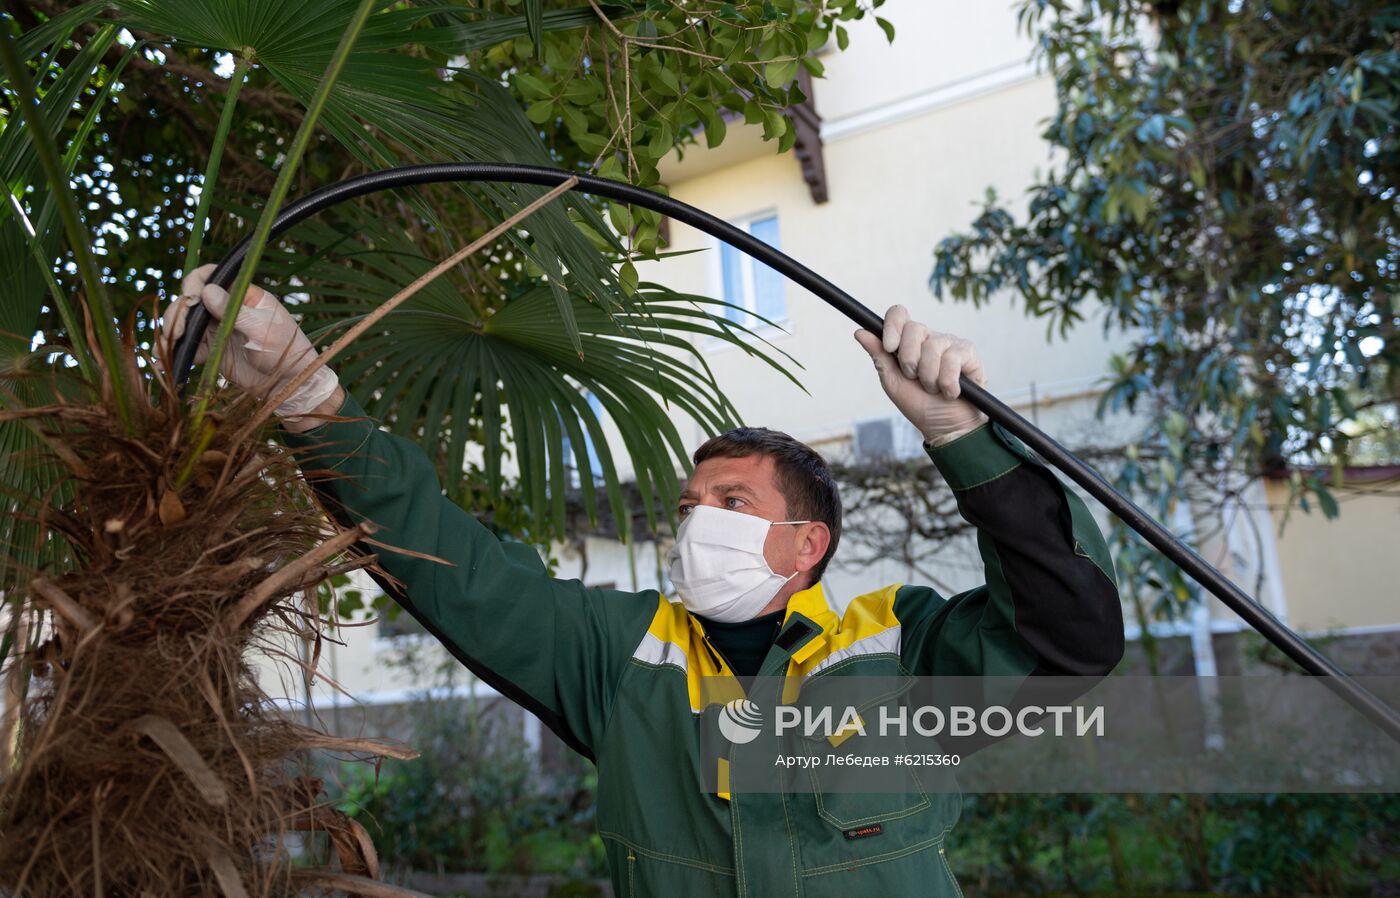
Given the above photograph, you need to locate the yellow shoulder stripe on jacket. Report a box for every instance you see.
[784,583,904,681]
[629,595,741,713]
[628,585,905,712]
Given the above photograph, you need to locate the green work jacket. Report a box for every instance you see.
[285,393,1123,898]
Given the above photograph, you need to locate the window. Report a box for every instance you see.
[715,213,787,330]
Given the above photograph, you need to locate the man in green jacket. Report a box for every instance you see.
[164,266,1124,897]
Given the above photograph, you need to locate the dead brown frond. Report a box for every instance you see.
[0,357,406,897]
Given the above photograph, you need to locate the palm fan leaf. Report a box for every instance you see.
[254,203,801,539]
[0,22,115,230]
[452,4,598,55]
[108,0,623,354]
[0,19,131,592]
[0,0,108,84]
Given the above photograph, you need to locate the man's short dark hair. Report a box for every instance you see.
[692,427,841,584]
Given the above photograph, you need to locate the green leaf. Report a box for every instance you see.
[608,202,634,233]
[619,260,639,292]
[1312,482,1340,519]
[777,120,798,153]
[654,65,681,97]
[765,59,799,88]
[875,16,895,43]
[646,121,675,157]
[560,102,588,135]
[573,130,609,156]
[762,107,788,140]
[562,78,601,103]
[703,110,728,148]
[513,71,553,100]
[1187,157,1207,189]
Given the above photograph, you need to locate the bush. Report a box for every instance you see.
[334,696,605,879]
[949,792,1400,896]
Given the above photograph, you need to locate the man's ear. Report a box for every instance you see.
[796,522,832,577]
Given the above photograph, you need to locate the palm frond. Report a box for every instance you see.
[109,0,623,355]
[0,20,118,361]
[0,20,115,230]
[447,6,597,55]
[0,0,107,82]
[254,204,800,539]
[0,22,131,423]
[0,12,126,590]
[192,0,378,408]
[524,0,544,55]
[0,344,80,593]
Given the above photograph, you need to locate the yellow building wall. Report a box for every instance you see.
[635,75,1131,457]
[1266,478,1400,632]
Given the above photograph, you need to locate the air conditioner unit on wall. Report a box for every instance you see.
[852,416,925,463]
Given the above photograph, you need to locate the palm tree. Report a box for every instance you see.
[0,1,824,894]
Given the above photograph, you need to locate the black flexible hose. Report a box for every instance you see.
[172,161,1400,743]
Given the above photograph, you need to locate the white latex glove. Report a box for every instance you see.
[854,304,989,447]
[158,263,339,419]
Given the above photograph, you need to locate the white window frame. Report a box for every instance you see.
[705,209,790,345]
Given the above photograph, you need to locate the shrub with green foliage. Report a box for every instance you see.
[336,696,604,879]
[948,792,1400,896]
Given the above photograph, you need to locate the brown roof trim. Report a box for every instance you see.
[792,67,829,205]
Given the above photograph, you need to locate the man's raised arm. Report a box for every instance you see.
[854,306,1125,682]
[160,267,658,760]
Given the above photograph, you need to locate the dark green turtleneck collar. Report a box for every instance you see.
[695,608,786,679]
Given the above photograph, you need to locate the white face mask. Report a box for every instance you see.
[665,505,810,623]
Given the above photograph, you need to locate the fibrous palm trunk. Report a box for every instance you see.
[0,348,423,898]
